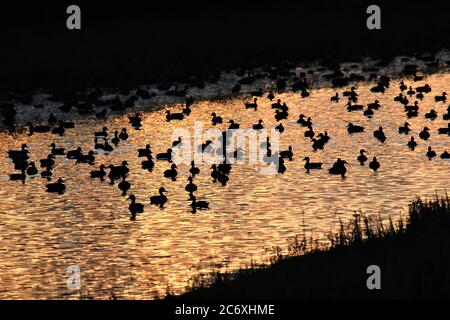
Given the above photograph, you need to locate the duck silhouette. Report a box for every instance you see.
[218,160,232,176]
[267,90,275,101]
[253,119,264,130]
[419,127,430,140]
[272,99,282,109]
[245,98,258,110]
[128,194,144,220]
[119,128,128,141]
[435,92,447,102]
[166,110,185,121]
[190,195,209,214]
[9,169,26,183]
[440,151,450,159]
[118,177,131,196]
[228,120,240,130]
[329,159,348,178]
[211,113,223,125]
[150,187,168,208]
[280,146,293,161]
[438,123,450,135]
[373,126,386,143]
[41,166,53,180]
[357,149,368,165]
[138,144,152,157]
[369,157,380,171]
[76,151,95,165]
[303,157,322,171]
[277,155,286,174]
[347,123,364,134]
[67,147,83,160]
[211,164,229,186]
[141,155,154,171]
[51,123,65,136]
[425,109,438,120]
[111,131,120,145]
[346,102,364,112]
[275,123,285,133]
[26,162,38,175]
[185,176,198,193]
[164,164,178,181]
[304,126,315,138]
[426,146,437,159]
[189,161,200,176]
[156,148,173,162]
[398,122,411,134]
[407,136,418,150]
[330,93,339,102]
[28,122,50,136]
[8,144,29,160]
[90,165,107,181]
[46,178,66,194]
[50,143,65,156]
[95,127,108,137]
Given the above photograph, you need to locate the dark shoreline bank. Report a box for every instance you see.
[169,195,450,300]
[1,1,450,94]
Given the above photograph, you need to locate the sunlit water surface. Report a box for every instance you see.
[0,73,449,299]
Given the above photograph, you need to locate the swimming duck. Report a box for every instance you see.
[368,100,381,110]
[303,157,322,171]
[407,86,416,96]
[275,123,285,133]
[267,90,275,101]
[297,115,312,127]
[41,166,53,180]
[211,113,223,125]
[425,109,438,120]
[419,127,430,140]
[277,156,286,174]
[440,151,450,159]
[94,137,105,150]
[141,155,154,171]
[76,151,95,165]
[111,131,120,145]
[157,148,173,162]
[51,123,65,136]
[189,161,200,176]
[304,126,315,138]
[9,169,26,183]
[90,165,107,181]
[190,195,209,213]
[347,123,364,134]
[300,89,310,98]
[426,146,437,159]
[185,176,197,193]
[118,177,131,196]
[138,144,152,157]
[346,102,364,112]
[280,146,293,161]
[8,144,29,161]
[166,110,185,121]
[50,143,65,156]
[329,159,348,178]
[311,138,324,151]
[363,107,374,117]
[330,93,339,102]
[253,119,264,130]
[357,149,368,165]
[27,122,51,136]
[128,195,144,220]
[271,99,282,109]
[26,162,38,175]
[119,128,128,141]
[437,123,450,135]
[398,122,411,134]
[182,105,192,116]
[67,147,83,160]
[46,178,66,194]
[164,164,178,181]
[435,92,447,102]
[150,187,168,208]
[274,109,288,121]
[343,87,357,97]
[399,81,407,91]
[373,126,386,143]
[407,136,417,150]
[245,98,258,110]
[228,120,240,130]
[369,157,380,172]
[95,127,108,137]
[370,84,385,93]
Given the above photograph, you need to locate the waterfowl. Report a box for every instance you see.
[368,100,381,110]
[280,146,293,161]
[369,157,380,172]
[419,127,430,140]
[275,123,285,133]
[274,109,288,121]
[103,141,114,152]
[318,131,330,144]
[370,84,385,93]
[111,131,120,145]
[141,155,154,171]
[119,128,128,141]
[185,177,197,193]
[28,122,51,136]
[90,165,107,181]
[407,86,416,96]
[329,159,348,178]
[128,195,144,220]
[245,98,258,110]
[405,101,419,112]
[435,92,447,102]
[277,156,286,174]
[346,102,364,112]
[251,88,263,97]
[374,126,386,143]
[118,177,131,196]
[311,138,324,151]
[190,195,209,213]
[189,161,200,176]
[51,123,65,136]
[303,157,322,171]
[426,146,437,159]
[297,115,312,127]
[164,164,178,181]
[416,84,431,93]
[343,87,357,97]
[128,112,142,125]
[182,105,192,116]
[95,127,108,137]
[267,90,275,101]
[407,136,417,150]
[228,120,240,130]
[41,166,53,179]
[157,148,173,162]
[300,89,310,98]
[138,144,152,157]
[438,123,450,135]
[253,119,264,130]
[76,151,95,165]
[425,109,438,120]
[8,144,29,160]
[26,162,38,175]
[398,122,411,134]
[166,110,185,121]
[363,107,374,117]
[440,151,450,159]
[357,149,368,165]
[399,81,407,91]
[94,137,105,150]
[46,178,66,194]
[150,187,168,208]
[302,124,315,138]
[9,169,26,183]
[347,123,364,134]
[211,113,223,125]
[67,147,83,160]
[271,99,282,109]
[330,93,339,102]
[50,143,65,156]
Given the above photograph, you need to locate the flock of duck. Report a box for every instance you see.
[5,69,450,220]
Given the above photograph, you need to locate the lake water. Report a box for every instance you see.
[0,72,449,299]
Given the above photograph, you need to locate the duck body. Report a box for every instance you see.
[347,123,364,134]
[46,179,66,194]
[150,187,168,208]
[164,164,178,181]
[303,157,322,170]
[369,157,380,171]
